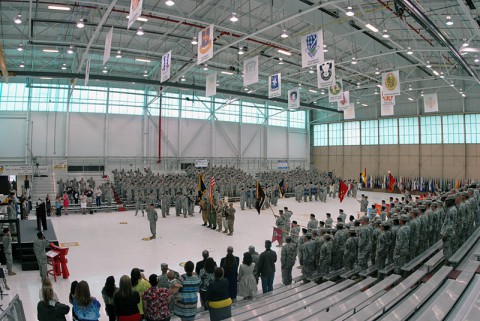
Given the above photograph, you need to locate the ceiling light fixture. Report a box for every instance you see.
[221,71,234,75]
[61,63,67,70]
[407,47,413,55]
[365,23,379,33]
[102,67,108,74]
[432,70,440,76]
[321,90,326,95]
[421,91,424,97]
[191,37,198,45]
[382,30,390,38]
[345,6,354,17]
[281,29,289,38]
[408,97,414,101]
[278,57,284,65]
[203,64,208,71]
[136,27,144,36]
[135,58,151,63]
[462,39,469,47]
[475,58,480,63]
[309,89,317,93]
[43,49,59,53]
[374,68,380,75]
[351,57,357,64]
[462,93,466,97]
[229,12,239,22]
[19,62,25,68]
[277,49,291,56]
[17,44,23,52]
[165,0,175,6]
[48,5,71,11]
[180,76,186,82]
[309,68,314,74]
[14,14,22,24]
[446,15,453,26]
[409,85,412,91]
[116,50,122,58]
[450,83,455,87]
[77,19,85,28]
[426,61,431,68]
[67,45,74,54]
[143,70,148,77]
[126,15,148,22]
[243,87,249,91]
[362,103,368,107]
[238,47,244,55]
[40,77,53,80]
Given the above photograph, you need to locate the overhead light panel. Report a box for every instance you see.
[365,23,379,33]
[277,49,291,56]
[41,77,53,80]
[14,14,22,24]
[432,70,440,76]
[136,27,144,36]
[309,89,317,93]
[135,58,151,63]
[281,29,289,38]
[77,19,85,28]
[116,50,122,58]
[374,68,380,75]
[475,58,479,63]
[67,45,74,54]
[382,30,390,38]
[309,68,314,74]
[345,7,354,17]
[446,16,453,26]
[165,0,175,6]
[126,15,148,22]
[191,37,198,45]
[43,49,59,53]
[48,5,70,11]
[229,12,239,22]
[221,71,234,75]
[362,103,368,107]
[243,87,249,91]
[462,93,466,97]
[238,48,244,55]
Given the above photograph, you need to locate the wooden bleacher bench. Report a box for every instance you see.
[379,266,452,321]
[378,263,395,276]
[359,264,378,277]
[422,249,444,273]
[306,271,324,282]
[402,240,442,273]
[448,228,480,267]
[323,268,345,281]
[341,267,362,279]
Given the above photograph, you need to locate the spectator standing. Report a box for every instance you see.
[174,261,200,321]
[238,252,258,299]
[220,247,239,300]
[142,274,171,321]
[114,275,141,321]
[45,194,51,217]
[37,286,70,321]
[206,268,232,321]
[131,268,151,318]
[257,240,277,293]
[63,192,69,215]
[102,276,118,321]
[72,280,101,321]
[69,281,79,321]
[199,257,216,310]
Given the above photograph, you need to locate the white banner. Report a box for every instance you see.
[128,0,143,29]
[85,58,91,86]
[161,50,171,83]
[52,160,68,172]
[243,55,259,86]
[382,70,400,96]
[317,60,335,88]
[103,27,113,65]
[301,29,324,68]
[381,104,394,116]
[288,88,300,109]
[328,79,343,102]
[268,73,281,98]
[337,91,350,110]
[205,72,217,97]
[277,160,288,170]
[194,159,208,168]
[344,103,355,120]
[197,24,214,65]
[424,93,439,113]
[381,90,395,106]
[0,165,33,176]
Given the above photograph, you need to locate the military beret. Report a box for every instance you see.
[337,217,343,222]
[345,223,351,228]
[319,220,325,224]
[248,245,255,250]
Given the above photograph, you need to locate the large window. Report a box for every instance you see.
[109,89,144,115]
[70,86,108,113]
[379,118,398,144]
[289,110,306,129]
[399,117,419,144]
[30,85,69,112]
[443,115,464,144]
[329,123,343,146]
[181,95,210,119]
[421,116,442,144]
[344,121,360,145]
[268,105,287,127]
[361,120,378,145]
[242,102,265,124]
[215,98,240,123]
[465,114,480,144]
[313,124,328,146]
[0,83,29,111]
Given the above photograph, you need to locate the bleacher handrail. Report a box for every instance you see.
[0,295,27,321]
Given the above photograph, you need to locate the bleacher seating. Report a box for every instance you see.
[401,240,442,273]
[448,227,480,267]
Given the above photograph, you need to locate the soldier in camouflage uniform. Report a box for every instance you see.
[441,195,457,261]
[408,208,421,261]
[33,232,50,278]
[281,236,297,285]
[357,216,371,270]
[358,195,368,214]
[158,263,170,289]
[307,214,318,232]
[344,227,358,270]
[318,233,333,276]
[290,221,300,245]
[300,234,316,282]
[376,222,390,270]
[2,228,15,275]
[331,223,347,270]
[393,214,410,274]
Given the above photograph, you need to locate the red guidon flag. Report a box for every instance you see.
[388,172,396,192]
[272,227,283,244]
[339,180,348,203]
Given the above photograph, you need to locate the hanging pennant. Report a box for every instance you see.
[197,25,214,65]
[128,0,144,29]
[337,91,350,110]
[243,55,259,86]
[381,104,394,116]
[205,72,217,97]
[317,60,335,88]
[328,79,343,102]
[161,50,171,83]
[288,88,300,109]
[382,70,400,96]
[85,58,91,86]
[103,27,113,65]
[301,29,324,68]
[344,103,355,120]
[423,93,439,113]
[268,73,281,98]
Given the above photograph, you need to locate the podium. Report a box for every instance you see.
[47,243,70,281]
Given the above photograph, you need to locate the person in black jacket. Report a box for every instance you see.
[195,250,211,275]
[113,275,141,321]
[219,247,239,300]
[257,240,277,293]
[37,287,70,321]
[206,267,232,321]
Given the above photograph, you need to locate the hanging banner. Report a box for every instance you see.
[317,60,335,88]
[301,29,324,68]
[328,79,343,102]
[197,24,214,65]
[337,91,350,110]
[52,160,68,172]
[85,58,91,86]
[205,72,217,97]
[382,70,400,96]
[243,55,259,86]
[268,73,281,98]
[381,104,394,116]
[103,27,113,65]
[277,160,288,170]
[344,103,355,120]
[381,90,395,106]
[128,0,143,29]
[0,165,33,176]
[161,50,171,83]
[288,88,300,109]
[424,93,439,113]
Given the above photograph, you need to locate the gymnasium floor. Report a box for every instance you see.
[7,190,400,320]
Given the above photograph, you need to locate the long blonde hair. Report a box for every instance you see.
[117,275,133,298]
[74,280,93,307]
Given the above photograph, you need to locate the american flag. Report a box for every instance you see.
[209,176,216,203]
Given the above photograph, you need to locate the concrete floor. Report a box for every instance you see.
[5,189,400,320]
